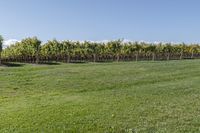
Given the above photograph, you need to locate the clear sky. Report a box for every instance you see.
[1,0,200,43]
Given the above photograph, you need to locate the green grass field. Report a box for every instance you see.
[0,60,200,132]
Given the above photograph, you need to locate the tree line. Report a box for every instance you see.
[0,36,200,65]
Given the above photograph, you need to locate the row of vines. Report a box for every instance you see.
[1,36,200,64]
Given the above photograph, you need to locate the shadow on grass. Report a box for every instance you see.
[2,62,25,67]
[69,61,88,64]
[96,60,114,63]
[39,62,61,65]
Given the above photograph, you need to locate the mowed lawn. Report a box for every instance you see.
[0,60,200,132]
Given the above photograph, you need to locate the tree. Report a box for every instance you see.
[178,43,186,60]
[147,44,157,61]
[134,42,142,62]
[43,39,61,62]
[32,37,41,64]
[121,42,132,61]
[189,44,198,59]
[0,35,3,65]
[107,40,122,62]
[62,40,75,63]
[83,42,100,62]
[163,43,173,60]
[20,37,41,63]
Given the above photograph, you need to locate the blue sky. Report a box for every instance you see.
[1,0,200,43]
